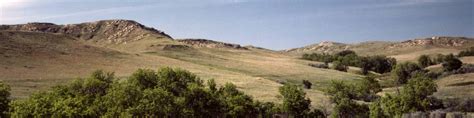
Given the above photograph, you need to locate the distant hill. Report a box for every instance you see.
[285,37,474,61]
[0,20,172,44]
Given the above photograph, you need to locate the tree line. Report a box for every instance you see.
[0,67,324,117]
[302,50,396,74]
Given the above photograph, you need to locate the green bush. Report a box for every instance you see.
[0,81,10,117]
[392,62,422,85]
[8,68,271,117]
[369,76,438,117]
[418,55,433,68]
[331,97,369,118]
[324,80,375,118]
[279,84,311,117]
[355,77,382,102]
[442,54,463,72]
[332,61,348,72]
[303,51,396,74]
[458,47,474,57]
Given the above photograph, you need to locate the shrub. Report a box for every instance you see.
[8,68,266,117]
[355,77,382,102]
[391,62,422,85]
[302,80,312,89]
[279,84,311,117]
[433,54,446,64]
[370,75,438,117]
[455,64,474,74]
[331,97,369,118]
[332,61,348,72]
[324,80,376,118]
[0,81,10,117]
[418,55,433,68]
[303,51,396,74]
[442,54,463,72]
[308,108,326,118]
[443,98,474,112]
[458,47,474,57]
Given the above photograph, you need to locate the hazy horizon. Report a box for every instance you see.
[1,0,473,50]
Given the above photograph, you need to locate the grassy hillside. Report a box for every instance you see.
[286,37,474,62]
[1,20,472,110]
[0,29,361,108]
[434,73,474,100]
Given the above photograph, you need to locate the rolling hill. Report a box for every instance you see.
[285,37,474,61]
[1,19,473,109]
[0,20,362,107]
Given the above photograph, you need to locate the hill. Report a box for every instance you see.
[0,20,362,107]
[286,37,474,61]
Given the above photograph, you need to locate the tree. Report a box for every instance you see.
[391,62,422,85]
[433,54,446,64]
[369,75,438,117]
[359,57,372,75]
[355,77,382,102]
[331,97,369,118]
[442,54,463,71]
[217,83,257,117]
[302,80,312,89]
[279,84,311,117]
[332,61,348,72]
[0,81,10,117]
[418,55,432,68]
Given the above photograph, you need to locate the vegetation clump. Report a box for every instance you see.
[4,67,326,117]
[392,62,423,85]
[303,50,396,74]
[458,47,474,57]
[302,80,312,89]
[369,75,438,117]
[442,54,463,72]
[418,54,434,68]
[331,61,348,72]
[323,77,382,118]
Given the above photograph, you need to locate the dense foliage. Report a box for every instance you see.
[279,84,311,117]
[8,68,270,117]
[324,77,382,118]
[442,54,463,72]
[418,55,433,68]
[0,82,10,117]
[458,47,474,57]
[369,75,438,117]
[302,50,396,74]
[391,62,423,85]
[3,68,326,117]
[331,61,348,72]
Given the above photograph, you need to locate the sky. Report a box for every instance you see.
[0,0,473,50]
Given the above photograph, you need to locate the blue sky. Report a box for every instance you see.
[1,0,473,50]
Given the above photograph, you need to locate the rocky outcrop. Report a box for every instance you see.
[177,39,248,50]
[285,41,348,54]
[389,37,472,48]
[0,20,172,44]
